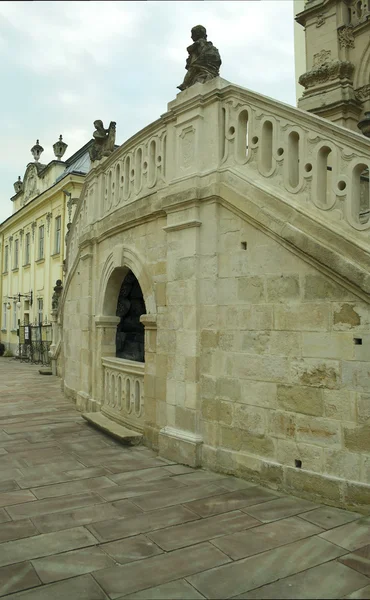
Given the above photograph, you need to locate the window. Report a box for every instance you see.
[38,225,44,260]
[24,233,30,264]
[38,298,43,324]
[12,302,17,330]
[2,303,7,330]
[54,216,61,254]
[13,239,19,269]
[4,246,8,272]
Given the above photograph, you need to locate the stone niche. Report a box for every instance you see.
[115,270,146,362]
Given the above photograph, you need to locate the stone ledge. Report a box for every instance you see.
[82,412,143,446]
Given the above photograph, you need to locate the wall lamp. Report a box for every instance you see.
[6,291,33,309]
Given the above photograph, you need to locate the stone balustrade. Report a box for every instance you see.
[101,356,145,432]
[66,78,370,274]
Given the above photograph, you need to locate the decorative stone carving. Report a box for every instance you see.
[338,26,355,49]
[316,13,325,27]
[89,120,116,162]
[53,135,68,160]
[46,212,52,233]
[30,139,44,162]
[23,164,41,203]
[180,126,195,169]
[299,60,355,90]
[355,84,370,102]
[13,176,23,194]
[51,279,63,311]
[65,222,72,245]
[313,50,332,67]
[178,25,221,91]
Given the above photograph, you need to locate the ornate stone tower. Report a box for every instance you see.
[296,0,370,133]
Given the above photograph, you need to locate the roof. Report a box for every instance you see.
[55,145,91,183]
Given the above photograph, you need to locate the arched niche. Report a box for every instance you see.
[115,270,146,362]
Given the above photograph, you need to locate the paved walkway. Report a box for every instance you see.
[0,360,369,599]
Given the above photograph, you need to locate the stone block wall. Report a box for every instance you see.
[199,204,370,502]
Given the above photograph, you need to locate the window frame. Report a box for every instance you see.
[4,246,8,272]
[54,216,61,254]
[38,225,44,260]
[24,232,30,265]
[13,239,19,269]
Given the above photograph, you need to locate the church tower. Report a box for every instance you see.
[295,0,370,134]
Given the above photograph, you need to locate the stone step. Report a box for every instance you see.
[39,369,52,376]
[82,412,143,446]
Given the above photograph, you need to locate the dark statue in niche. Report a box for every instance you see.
[178,25,221,91]
[51,279,63,311]
[116,271,146,362]
[89,120,116,162]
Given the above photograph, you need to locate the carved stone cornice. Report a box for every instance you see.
[299,60,355,90]
[338,25,355,49]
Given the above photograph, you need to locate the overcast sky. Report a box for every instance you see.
[0,0,297,224]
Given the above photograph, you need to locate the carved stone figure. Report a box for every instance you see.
[13,176,23,194]
[51,279,63,311]
[178,25,221,91]
[89,120,116,162]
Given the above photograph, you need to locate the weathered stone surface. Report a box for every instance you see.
[277,385,323,416]
[291,358,341,389]
[266,275,300,302]
[285,468,342,503]
[343,423,370,453]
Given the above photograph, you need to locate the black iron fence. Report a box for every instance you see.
[18,320,52,365]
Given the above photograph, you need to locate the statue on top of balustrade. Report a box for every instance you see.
[178,25,221,91]
[89,120,116,162]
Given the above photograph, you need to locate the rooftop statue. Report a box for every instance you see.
[89,120,116,162]
[178,25,221,91]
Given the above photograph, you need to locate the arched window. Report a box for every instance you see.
[115,270,146,362]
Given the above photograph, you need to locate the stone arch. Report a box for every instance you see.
[354,40,370,89]
[98,243,156,318]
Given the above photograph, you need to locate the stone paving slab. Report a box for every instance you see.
[32,498,143,534]
[148,510,259,551]
[345,584,370,599]
[101,534,163,564]
[1,573,108,599]
[93,542,231,598]
[340,544,370,577]
[187,537,346,599]
[0,359,368,599]
[300,506,363,529]
[87,504,200,543]
[0,526,98,568]
[0,562,41,597]
[235,561,370,599]
[31,546,116,583]
[211,515,323,560]
[6,491,105,520]
[320,518,370,551]
[122,579,205,599]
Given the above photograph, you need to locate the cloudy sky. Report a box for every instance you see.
[0,1,297,223]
